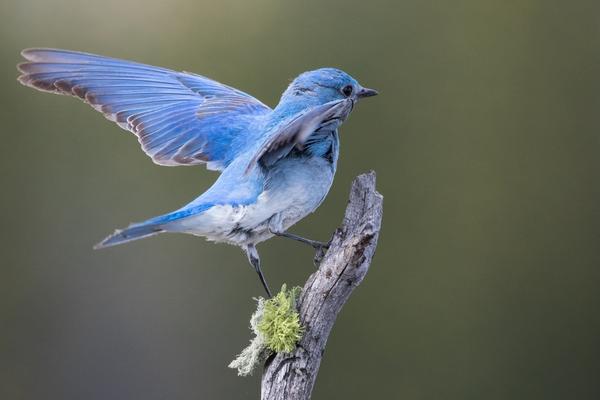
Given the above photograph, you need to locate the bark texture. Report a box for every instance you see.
[261,171,383,400]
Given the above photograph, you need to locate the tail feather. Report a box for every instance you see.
[94,222,164,249]
[94,203,213,249]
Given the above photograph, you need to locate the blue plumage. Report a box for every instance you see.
[18,48,378,296]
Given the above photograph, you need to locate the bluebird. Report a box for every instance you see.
[17,48,378,297]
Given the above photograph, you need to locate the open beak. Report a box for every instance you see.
[357,87,379,98]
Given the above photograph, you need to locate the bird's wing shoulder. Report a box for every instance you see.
[245,98,351,173]
[17,48,272,171]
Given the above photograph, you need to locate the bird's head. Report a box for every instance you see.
[278,68,378,112]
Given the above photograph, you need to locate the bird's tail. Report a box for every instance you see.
[94,221,165,249]
[93,204,212,249]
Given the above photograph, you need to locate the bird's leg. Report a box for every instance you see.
[271,230,329,249]
[269,229,330,267]
[245,244,272,298]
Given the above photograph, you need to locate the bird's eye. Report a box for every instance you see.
[341,85,353,97]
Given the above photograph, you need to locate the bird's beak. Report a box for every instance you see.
[357,87,379,98]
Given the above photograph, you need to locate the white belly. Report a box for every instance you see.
[169,157,334,245]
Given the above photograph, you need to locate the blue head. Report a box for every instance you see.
[276,68,378,114]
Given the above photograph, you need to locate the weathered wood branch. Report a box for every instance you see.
[261,171,383,400]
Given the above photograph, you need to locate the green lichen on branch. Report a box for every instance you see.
[259,284,303,353]
[229,284,303,376]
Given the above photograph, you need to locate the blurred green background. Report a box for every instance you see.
[1,0,599,399]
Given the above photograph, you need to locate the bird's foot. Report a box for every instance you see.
[269,228,330,267]
[313,242,330,267]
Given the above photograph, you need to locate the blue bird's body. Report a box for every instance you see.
[18,49,378,296]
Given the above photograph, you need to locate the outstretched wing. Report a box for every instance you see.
[246,98,352,173]
[17,48,271,170]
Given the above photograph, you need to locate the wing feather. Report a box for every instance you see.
[246,99,352,173]
[18,48,271,170]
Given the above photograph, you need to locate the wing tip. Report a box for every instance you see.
[16,61,31,74]
[20,47,59,62]
[16,73,60,94]
[16,73,28,86]
[20,47,97,61]
[17,49,66,93]
[20,48,38,61]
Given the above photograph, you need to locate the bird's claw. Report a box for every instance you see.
[313,241,330,267]
[269,227,330,267]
